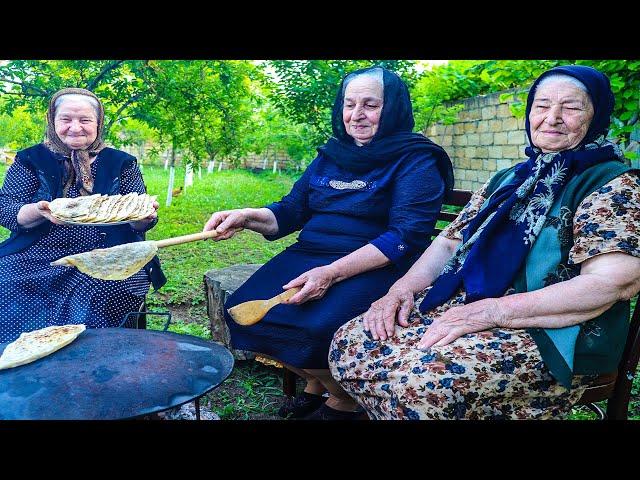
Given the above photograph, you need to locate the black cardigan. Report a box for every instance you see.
[0,143,166,290]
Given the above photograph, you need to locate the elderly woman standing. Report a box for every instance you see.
[329,65,640,420]
[203,66,453,419]
[0,88,166,342]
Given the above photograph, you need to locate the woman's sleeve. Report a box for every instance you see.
[262,158,316,241]
[368,153,445,264]
[439,180,490,241]
[570,172,640,264]
[0,157,40,232]
[119,157,158,233]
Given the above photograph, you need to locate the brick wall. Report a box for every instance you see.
[426,87,528,191]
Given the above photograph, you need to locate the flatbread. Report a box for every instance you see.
[113,193,139,221]
[0,324,86,370]
[49,192,157,224]
[49,194,103,219]
[89,194,119,223]
[51,241,158,280]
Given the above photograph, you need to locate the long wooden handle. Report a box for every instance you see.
[155,229,219,248]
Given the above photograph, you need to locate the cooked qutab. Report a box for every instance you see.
[51,241,158,280]
[49,192,157,224]
[0,324,86,370]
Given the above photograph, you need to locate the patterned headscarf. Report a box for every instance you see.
[43,88,106,196]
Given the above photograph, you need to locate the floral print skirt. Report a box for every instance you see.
[329,290,593,420]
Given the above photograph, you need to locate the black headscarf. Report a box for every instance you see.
[318,66,454,194]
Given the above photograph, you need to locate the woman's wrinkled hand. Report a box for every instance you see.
[129,200,159,231]
[417,297,507,350]
[281,265,340,305]
[36,200,65,225]
[203,209,247,240]
[362,287,415,341]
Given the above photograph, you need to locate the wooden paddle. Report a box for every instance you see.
[228,287,301,326]
[51,230,220,280]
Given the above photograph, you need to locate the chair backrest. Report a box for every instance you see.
[575,298,639,419]
[432,189,473,238]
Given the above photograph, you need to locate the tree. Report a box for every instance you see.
[0,60,156,141]
[0,98,45,149]
[135,60,258,204]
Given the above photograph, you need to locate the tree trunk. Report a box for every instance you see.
[184,163,193,191]
[166,141,176,207]
[203,264,263,360]
[137,142,145,173]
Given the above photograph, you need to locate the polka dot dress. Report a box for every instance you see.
[0,152,153,343]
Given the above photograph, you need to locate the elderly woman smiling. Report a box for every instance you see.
[328,65,640,420]
[204,66,454,420]
[0,88,165,342]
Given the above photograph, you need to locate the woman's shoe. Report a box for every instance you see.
[277,392,326,419]
[301,403,368,420]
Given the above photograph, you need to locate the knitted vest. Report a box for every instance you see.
[484,161,634,387]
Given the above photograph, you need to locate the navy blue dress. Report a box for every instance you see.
[0,155,152,343]
[225,151,445,368]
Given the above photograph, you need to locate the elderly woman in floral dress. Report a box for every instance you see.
[328,65,640,420]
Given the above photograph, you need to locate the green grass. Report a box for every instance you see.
[141,165,298,310]
[202,360,285,420]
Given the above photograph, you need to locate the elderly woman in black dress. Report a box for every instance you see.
[0,88,165,343]
[205,66,453,419]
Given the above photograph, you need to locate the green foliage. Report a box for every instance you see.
[237,80,317,166]
[0,60,156,141]
[412,60,639,158]
[0,105,45,149]
[137,60,258,168]
[109,118,159,150]
[0,60,264,167]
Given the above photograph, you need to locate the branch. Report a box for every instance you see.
[86,61,125,91]
[104,93,143,135]
[0,78,51,97]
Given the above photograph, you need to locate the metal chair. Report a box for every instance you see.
[119,299,172,331]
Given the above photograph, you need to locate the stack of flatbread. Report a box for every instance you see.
[49,193,157,224]
[0,324,86,370]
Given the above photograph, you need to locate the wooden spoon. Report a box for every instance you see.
[228,287,301,326]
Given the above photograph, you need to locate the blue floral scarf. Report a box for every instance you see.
[419,138,625,313]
